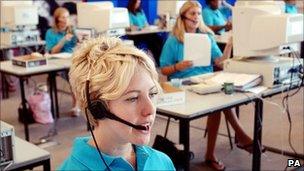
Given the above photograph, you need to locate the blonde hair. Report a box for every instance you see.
[172,0,214,43]
[69,37,160,126]
[53,7,72,32]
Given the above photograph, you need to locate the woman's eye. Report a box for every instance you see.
[149,92,158,98]
[126,97,138,102]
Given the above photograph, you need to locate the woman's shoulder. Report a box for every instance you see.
[140,145,172,161]
[166,35,179,44]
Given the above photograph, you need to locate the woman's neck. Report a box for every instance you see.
[88,125,133,158]
[186,27,196,33]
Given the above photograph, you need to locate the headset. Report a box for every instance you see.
[181,15,198,24]
[85,80,148,130]
[84,71,148,170]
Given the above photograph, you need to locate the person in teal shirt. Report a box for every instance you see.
[218,0,233,20]
[45,7,79,116]
[202,0,232,35]
[58,37,175,171]
[128,0,148,31]
[160,33,222,79]
[160,2,258,170]
[45,7,76,54]
[284,0,298,14]
[58,137,175,170]
[126,0,164,66]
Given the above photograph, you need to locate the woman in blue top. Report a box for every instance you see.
[284,0,298,14]
[160,1,258,170]
[127,0,163,66]
[202,0,232,35]
[45,7,79,116]
[45,7,77,54]
[58,37,175,171]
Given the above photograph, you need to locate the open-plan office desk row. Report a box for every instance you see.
[6,136,51,171]
[157,83,303,171]
[0,58,71,141]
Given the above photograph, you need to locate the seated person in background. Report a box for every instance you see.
[45,7,77,54]
[160,1,259,170]
[202,0,232,35]
[128,0,148,31]
[218,0,233,20]
[284,0,298,14]
[46,7,79,116]
[58,37,175,170]
[127,0,164,66]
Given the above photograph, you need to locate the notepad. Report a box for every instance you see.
[184,33,211,66]
[206,72,262,91]
[48,52,72,59]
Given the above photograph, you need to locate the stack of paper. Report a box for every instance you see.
[47,52,72,59]
[206,72,262,91]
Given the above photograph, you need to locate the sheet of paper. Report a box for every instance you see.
[246,86,268,94]
[48,52,72,59]
[184,33,211,67]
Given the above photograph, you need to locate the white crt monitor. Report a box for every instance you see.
[0,2,38,29]
[77,2,129,33]
[157,0,186,17]
[233,1,304,57]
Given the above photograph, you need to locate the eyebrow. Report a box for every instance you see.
[123,86,157,95]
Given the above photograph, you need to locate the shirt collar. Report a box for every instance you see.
[71,137,118,170]
[133,145,150,170]
[71,137,151,170]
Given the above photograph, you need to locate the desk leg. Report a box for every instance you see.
[48,75,55,119]
[53,74,59,118]
[179,119,190,171]
[19,78,30,141]
[43,159,51,171]
[252,99,263,171]
[1,73,8,99]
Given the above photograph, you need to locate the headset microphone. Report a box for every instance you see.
[86,80,148,131]
[181,15,198,24]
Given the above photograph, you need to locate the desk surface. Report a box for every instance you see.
[0,58,71,76]
[0,41,46,50]
[126,27,170,36]
[7,136,50,170]
[157,90,255,119]
[214,31,232,44]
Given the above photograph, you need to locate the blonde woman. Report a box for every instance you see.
[45,7,76,54]
[58,37,175,170]
[160,1,259,170]
[46,7,79,116]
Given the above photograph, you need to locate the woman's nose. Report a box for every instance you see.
[141,97,155,117]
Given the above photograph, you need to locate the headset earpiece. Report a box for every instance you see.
[88,100,107,120]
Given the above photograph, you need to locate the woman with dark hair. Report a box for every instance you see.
[202,0,232,35]
[127,0,164,66]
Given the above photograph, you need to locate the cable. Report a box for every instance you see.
[279,47,303,157]
[84,108,111,171]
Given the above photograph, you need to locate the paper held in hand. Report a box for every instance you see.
[184,33,211,67]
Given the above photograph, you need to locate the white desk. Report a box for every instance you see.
[0,59,71,141]
[157,83,303,171]
[157,90,259,171]
[214,31,232,44]
[6,136,50,171]
[0,41,46,50]
[126,27,170,36]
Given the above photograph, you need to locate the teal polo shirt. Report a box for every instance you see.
[202,5,227,35]
[285,4,298,14]
[57,136,175,171]
[128,10,148,30]
[160,34,223,80]
[45,28,77,53]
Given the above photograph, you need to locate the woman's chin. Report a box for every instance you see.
[133,135,150,145]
